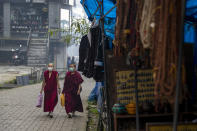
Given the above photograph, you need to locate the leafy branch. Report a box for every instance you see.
[49,17,90,47]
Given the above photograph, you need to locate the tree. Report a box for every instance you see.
[49,17,90,47]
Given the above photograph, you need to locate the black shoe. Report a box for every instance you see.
[49,112,53,118]
[68,113,72,118]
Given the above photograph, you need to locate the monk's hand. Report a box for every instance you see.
[77,89,81,95]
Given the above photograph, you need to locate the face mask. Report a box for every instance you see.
[69,67,74,72]
[48,67,53,71]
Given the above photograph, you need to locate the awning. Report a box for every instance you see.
[80,0,116,39]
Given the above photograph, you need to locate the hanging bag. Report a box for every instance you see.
[60,93,65,107]
[36,93,43,108]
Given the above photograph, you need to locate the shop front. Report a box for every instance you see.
[80,0,197,131]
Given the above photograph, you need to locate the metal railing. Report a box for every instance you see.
[26,28,32,53]
[46,32,50,64]
[0,30,48,39]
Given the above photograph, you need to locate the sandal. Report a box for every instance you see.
[72,112,75,117]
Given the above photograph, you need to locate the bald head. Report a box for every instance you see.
[48,63,54,72]
[48,63,54,67]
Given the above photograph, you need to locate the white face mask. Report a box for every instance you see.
[48,67,53,71]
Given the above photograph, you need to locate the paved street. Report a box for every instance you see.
[0,76,95,131]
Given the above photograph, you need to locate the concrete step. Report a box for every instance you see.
[30,43,47,46]
[27,56,47,60]
[28,49,46,52]
[27,63,47,67]
[27,52,46,56]
[31,39,47,43]
[27,60,47,64]
[29,45,47,49]
[28,48,47,52]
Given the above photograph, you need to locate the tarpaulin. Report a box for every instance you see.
[185,0,197,103]
[80,0,116,39]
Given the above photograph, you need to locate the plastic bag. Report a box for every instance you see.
[36,93,43,108]
[60,93,65,107]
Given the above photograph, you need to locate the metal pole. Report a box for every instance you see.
[91,6,100,18]
[101,4,117,19]
[134,65,140,131]
[101,0,111,130]
[173,0,186,131]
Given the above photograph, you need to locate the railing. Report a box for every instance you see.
[0,30,48,39]
[46,31,50,64]
[26,29,32,54]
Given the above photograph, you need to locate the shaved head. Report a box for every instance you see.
[48,63,54,67]
[69,64,76,68]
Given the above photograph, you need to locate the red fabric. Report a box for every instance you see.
[62,71,84,114]
[43,70,58,112]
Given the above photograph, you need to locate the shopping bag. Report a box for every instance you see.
[60,93,65,107]
[36,93,43,108]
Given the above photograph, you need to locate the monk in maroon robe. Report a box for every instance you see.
[40,63,60,118]
[62,64,84,118]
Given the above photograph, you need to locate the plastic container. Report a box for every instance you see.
[126,103,136,115]
[112,103,127,114]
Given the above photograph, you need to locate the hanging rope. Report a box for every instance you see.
[151,0,187,112]
[139,0,157,49]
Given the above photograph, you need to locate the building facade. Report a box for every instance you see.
[0,0,73,68]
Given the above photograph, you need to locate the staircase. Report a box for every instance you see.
[27,38,48,67]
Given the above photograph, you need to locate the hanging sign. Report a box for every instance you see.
[146,123,197,131]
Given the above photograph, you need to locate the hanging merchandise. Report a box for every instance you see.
[78,35,90,72]
[151,0,188,112]
[93,41,104,82]
[114,0,132,56]
[83,25,102,78]
[139,0,157,49]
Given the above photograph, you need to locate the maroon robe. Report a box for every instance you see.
[62,71,84,114]
[44,70,58,112]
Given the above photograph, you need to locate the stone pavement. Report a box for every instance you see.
[0,76,95,131]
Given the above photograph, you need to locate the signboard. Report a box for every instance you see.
[146,123,197,131]
[33,0,45,3]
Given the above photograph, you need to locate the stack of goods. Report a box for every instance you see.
[115,69,155,105]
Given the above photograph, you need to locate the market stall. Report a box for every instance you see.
[79,0,197,131]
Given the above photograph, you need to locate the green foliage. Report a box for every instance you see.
[49,17,90,46]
